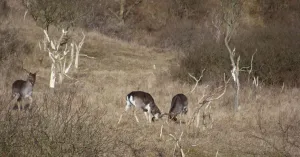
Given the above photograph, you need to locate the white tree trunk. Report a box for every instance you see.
[74,33,85,69]
[75,45,79,69]
[42,29,85,88]
[58,73,64,84]
[49,63,56,88]
[65,43,74,73]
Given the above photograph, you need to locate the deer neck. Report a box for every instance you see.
[27,79,35,86]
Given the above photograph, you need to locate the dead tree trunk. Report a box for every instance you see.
[223,0,241,112]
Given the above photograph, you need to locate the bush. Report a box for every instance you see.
[0,25,34,62]
[234,24,300,86]
[172,22,300,87]
[170,37,230,83]
[0,88,128,156]
[23,0,94,30]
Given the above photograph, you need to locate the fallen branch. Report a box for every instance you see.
[160,125,163,139]
[80,54,96,59]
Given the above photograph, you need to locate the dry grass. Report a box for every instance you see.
[0,3,299,157]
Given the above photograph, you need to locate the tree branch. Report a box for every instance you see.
[188,69,205,93]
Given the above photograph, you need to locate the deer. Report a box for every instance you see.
[11,68,37,111]
[168,94,188,122]
[122,91,163,123]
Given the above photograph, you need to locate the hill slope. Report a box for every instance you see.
[0,14,299,157]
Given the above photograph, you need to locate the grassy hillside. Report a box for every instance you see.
[0,0,299,156]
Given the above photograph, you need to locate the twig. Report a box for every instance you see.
[124,0,143,18]
[188,69,205,93]
[188,74,230,127]
[250,134,288,156]
[249,49,257,75]
[108,8,123,22]
[169,132,185,157]
[24,10,28,21]
[64,74,77,80]
[160,125,163,138]
[253,76,259,87]
[118,114,123,124]
[215,150,219,157]
[80,54,96,59]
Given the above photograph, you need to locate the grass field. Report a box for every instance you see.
[0,3,299,157]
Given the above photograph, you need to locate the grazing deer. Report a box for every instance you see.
[11,69,37,111]
[125,91,162,123]
[169,94,188,122]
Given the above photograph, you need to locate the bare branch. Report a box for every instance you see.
[209,74,231,101]
[188,74,230,127]
[108,8,123,22]
[169,132,185,157]
[80,54,95,59]
[249,49,257,75]
[250,134,288,156]
[64,73,76,80]
[124,0,142,19]
[43,30,50,42]
[253,76,259,87]
[160,125,163,139]
[24,10,28,21]
[188,69,205,93]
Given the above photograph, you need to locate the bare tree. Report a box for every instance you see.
[188,73,231,129]
[40,29,85,88]
[223,0,242,111]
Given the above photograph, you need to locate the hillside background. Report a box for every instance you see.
[0,0,299,156]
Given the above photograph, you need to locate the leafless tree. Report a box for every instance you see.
[188,73,230,129]
[40,29,85,88]
[223,0,242,111]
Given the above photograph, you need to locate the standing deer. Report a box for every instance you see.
[11,69,37,111]
[125,91,162,123]
[169,94,188,122]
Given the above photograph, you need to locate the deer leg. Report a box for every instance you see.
[26,96,33,111]
[148,113,152,123]
[179,114,182,126]
[134,110,139,123]
[146,109,152,123]
[144,112,148,121]
[29,96,33,104]
[17,100,22,112]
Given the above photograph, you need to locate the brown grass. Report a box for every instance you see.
[0,1,299,157]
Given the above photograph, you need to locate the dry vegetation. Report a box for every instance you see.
[0,0,300,156]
